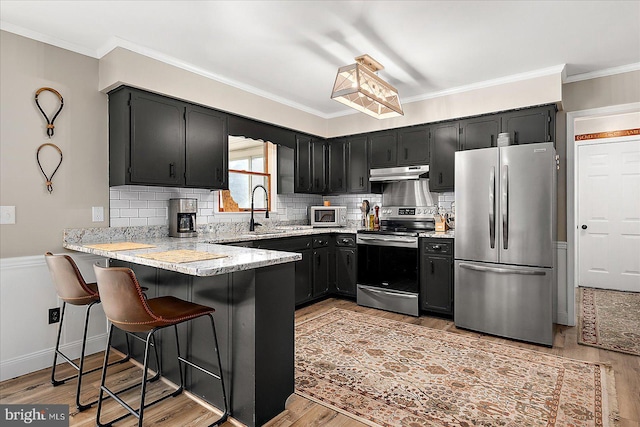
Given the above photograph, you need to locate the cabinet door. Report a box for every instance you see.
[420,254,453,314]
[311,140,326,193]
[313,248,330,297]
[327,139,346,193]
[459,115,499,151]
[335,247,357,296]
[295,135,313,193]
[501,106,554,145]
[398,126,429,165]
[347,136,370,193]
[296,248,313,305]
[130,91,185,186]
[185,106,228,189]
[370,132,397,168]
[429,122,458,192]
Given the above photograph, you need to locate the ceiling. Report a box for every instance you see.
[1,1,639,119]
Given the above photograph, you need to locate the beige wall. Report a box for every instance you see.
[0,31,109,257]
[99,47,328,137]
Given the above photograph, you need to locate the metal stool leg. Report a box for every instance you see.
[50,301,67,387]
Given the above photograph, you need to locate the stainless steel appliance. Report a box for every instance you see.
[356,179,438,316]
[454,142,557,346]
[169,198,197,238]
[310,206,347,227]
[369,165,429,182]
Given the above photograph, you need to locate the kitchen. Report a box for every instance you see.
[1,2,640,427]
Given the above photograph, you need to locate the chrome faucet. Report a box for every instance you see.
[249,184,269,231]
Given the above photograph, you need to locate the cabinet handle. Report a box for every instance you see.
[169,162,175,178]
[404,148,408,159]
[316,253,321,266]
[432,245,441,251]
[490,134,495,147]
[216,167,221,182]
[439,172,443,184]
[387,149,391,161]
[513,131,519,144]
[347,254,351,265]
[360,177,364,187]
[431,260,434,274]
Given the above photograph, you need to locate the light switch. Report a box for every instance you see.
[92,206,104,222]
[0,206,16,224]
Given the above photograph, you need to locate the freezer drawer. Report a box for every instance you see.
[357,285,419,317]
[454,261,553,346]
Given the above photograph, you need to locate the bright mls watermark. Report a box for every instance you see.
[0,405,68,426]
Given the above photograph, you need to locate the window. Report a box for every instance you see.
[219,137,275,212]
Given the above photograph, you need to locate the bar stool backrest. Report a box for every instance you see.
[45,252,99,305]
[93,265,159,333]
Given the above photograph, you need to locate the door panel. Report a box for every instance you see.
[579,140,640,292]
[454,148,499,263]
[499,143,555,267]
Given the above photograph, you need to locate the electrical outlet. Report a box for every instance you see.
[92,206,104,222]
[0,206,16,224]
[48,307,60,324]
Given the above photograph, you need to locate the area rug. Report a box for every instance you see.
[578,287,640,356]
[295,308,619,427]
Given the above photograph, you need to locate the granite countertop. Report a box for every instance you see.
[63,225,454,277]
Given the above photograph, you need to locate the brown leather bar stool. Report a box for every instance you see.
[93,264,228,427]
[44,252,136,411]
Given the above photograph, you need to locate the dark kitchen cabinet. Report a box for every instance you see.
[185,105,228,188]
[109,86,228,189]
[346,135,370,193]
[429,122,459,192]
[370,132,397,168]
[311,140,327,193]
[294,135,313,193]
[501,105,555,145]
[459,115,500,151]
[327,139,347,193]
[420,238,454,316]
[397,126,430,166]
[312,236,331,297]
[334,234,357,297]
[255,237,313,306]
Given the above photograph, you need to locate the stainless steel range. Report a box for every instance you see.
[356,179,438,316]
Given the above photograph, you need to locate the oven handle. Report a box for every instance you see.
[362,288,417,298]
[357,236,417,245]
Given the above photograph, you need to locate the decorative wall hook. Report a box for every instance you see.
[36,143,63,194]
[35,87,64,138]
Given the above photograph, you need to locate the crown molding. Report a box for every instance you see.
[563,62,640,83]
[0,21,98,58]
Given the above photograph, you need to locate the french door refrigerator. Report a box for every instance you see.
[454,142,556,346]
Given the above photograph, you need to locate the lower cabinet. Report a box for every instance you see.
[312,236,331,298]
[333,234,357,297]
[420,238,454,316]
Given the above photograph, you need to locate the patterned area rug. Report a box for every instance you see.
[578,287,640,356]
[295,308,619,427]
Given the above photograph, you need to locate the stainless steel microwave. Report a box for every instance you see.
[310,206,347,227]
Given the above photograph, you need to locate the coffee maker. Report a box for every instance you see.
[169,198,197,238]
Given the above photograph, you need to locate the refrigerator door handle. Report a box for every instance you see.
[489,167,495,249]
[502,164,509,249]
[459,263,546,276]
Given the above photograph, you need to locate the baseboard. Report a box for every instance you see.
[0,333,108,382]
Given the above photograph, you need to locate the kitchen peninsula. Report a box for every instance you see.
[63,227,301,427]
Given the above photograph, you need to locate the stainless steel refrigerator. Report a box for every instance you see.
[454,142,556,346]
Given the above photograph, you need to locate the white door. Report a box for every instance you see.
[578,139,640,292]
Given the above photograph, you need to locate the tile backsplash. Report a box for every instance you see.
[109,185,454,227]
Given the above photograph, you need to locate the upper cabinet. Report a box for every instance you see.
[109,87,228,189]
[294,135,313,193]
[501,105,555,145]
[370,126,430,168]
[185,105,228,188]
[429,122,459,192]
[459,115,500,151]
[327,139,347,194]
[346,135,370,193]
[370,132,397,168]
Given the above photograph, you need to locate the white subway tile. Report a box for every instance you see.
[110,209,120,218]
[110,200,130,209]
[130,200,148,208]
[138,208,156,217]
[148,217,167,226]
[120,209,139,218]
[148,201,168,208]
[138,192,156,201]
[130,218,148,226]
[119,191,140,200]
[110,218,130,227]
[156,208,168,218]
[109,190,120,199]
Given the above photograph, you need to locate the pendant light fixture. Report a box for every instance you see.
[330,54,403,119]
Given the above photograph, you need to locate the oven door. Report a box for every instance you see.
[356,237,419,316]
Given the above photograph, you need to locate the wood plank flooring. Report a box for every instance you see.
[1,298,638,426]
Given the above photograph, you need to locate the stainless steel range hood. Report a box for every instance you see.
[369,165,429,182]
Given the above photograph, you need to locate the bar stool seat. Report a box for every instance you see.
[44,252,132,412]
[94,264,228,427]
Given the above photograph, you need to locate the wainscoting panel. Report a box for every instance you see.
[0,253,108,381]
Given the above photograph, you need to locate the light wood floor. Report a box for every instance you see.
[1,298,638,426]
